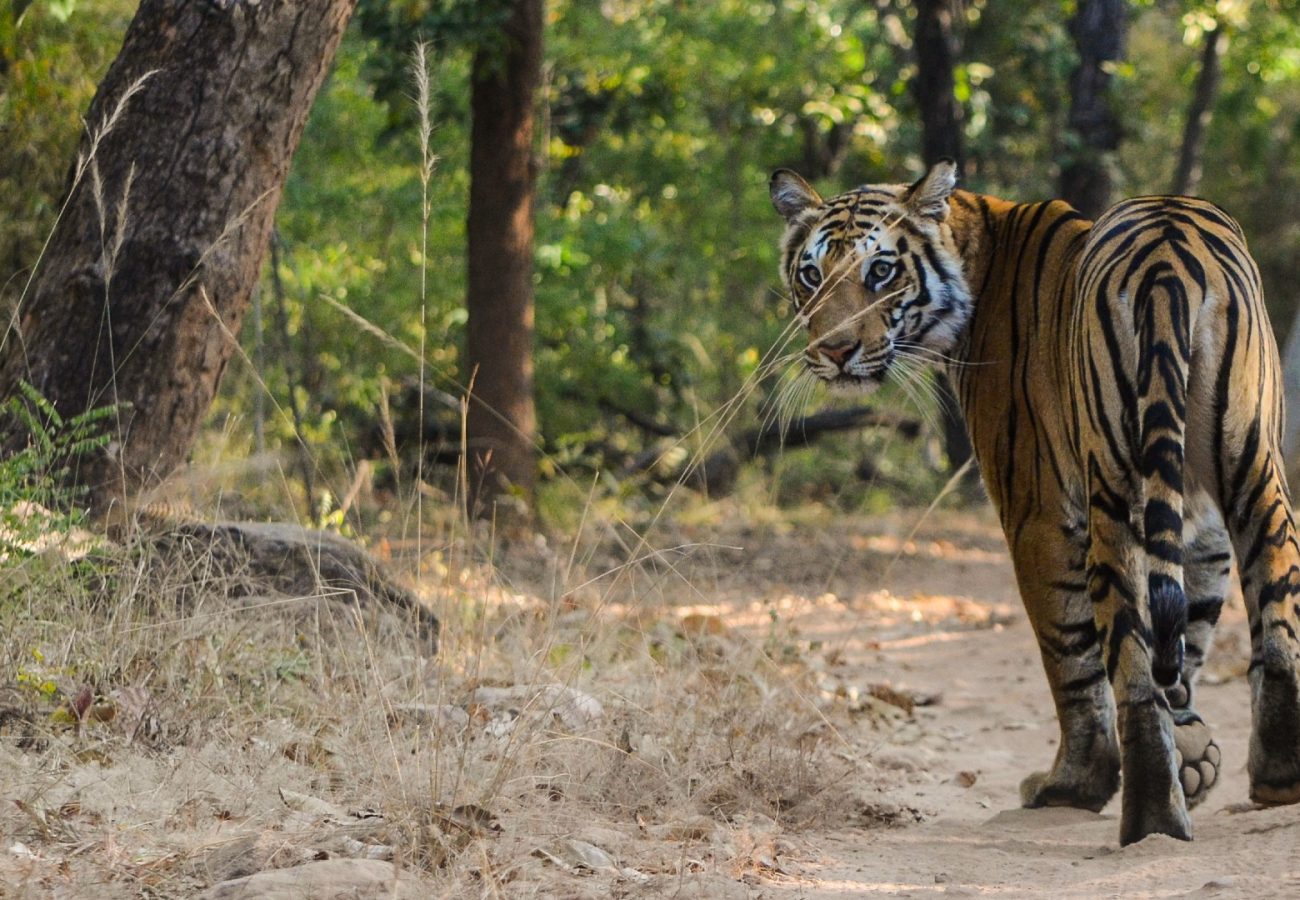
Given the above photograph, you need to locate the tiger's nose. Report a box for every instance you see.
[818,340,860,368]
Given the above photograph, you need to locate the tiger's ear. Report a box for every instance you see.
[770,169,823,222]
[905,159,958,221]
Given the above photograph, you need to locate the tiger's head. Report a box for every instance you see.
[769,160,973,391]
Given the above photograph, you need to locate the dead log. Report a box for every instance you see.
[631,405,921,496]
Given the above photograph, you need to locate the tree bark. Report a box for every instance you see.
[465,0,543,518]
[0,0,355,514]
[1171,22,1227,197]
[1059,0,1127,218]
[911,0,976,489]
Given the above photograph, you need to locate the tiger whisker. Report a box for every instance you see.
[893,340,990,370]
[889,356,945,436]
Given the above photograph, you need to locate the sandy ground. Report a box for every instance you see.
[718,507,1300,900]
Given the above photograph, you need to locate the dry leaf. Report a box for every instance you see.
[279,788,346,821]
[679,614,727,638]
[70,685,93,721]
[389,703,469,733]
[867,683,917,715]
[431,803,500,837]
[472,684,603,730]
[534,838,617,873]
[338,836,394,860]
[282,739,335,768]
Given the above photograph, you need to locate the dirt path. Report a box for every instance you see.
[727,508,1300,899]
[4,505,1298,898]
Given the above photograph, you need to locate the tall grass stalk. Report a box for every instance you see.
[412,43,437,544]
[1,70,156,369]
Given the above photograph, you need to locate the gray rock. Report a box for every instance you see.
[201,859,421,899]
[155,520,439,649]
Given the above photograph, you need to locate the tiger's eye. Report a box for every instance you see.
[798,265,822,289]
[868,259,895,282]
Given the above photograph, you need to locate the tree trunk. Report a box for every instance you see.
[911,0,976,489]
[913,0,964,171]
[465,0,543,519]
[1171,22,1227,196]
[1059,0,1127,218]
[0,0,355,514]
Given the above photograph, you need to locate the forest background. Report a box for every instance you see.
[4,0,1300,525]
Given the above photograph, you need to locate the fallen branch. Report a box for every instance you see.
[630,405,922,496]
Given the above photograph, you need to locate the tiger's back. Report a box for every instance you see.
[770,162,1300,845]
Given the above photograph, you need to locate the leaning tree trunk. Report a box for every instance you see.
[0,0,356,515]
[1059,0,1128,218]
[465,0,543,519]
[1171,21,1227,197]
[911,0,976,490]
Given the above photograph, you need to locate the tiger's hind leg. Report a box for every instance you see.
[1167,495,1230,808]
[1222,445,1300,805]
[1085,485,1191,845]
[1011,523,1121,812]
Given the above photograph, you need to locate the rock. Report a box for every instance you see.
[200,859,421,899]
[153,520,438,649]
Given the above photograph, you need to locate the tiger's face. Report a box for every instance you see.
[770,161,972,391]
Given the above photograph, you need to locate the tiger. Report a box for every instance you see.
[769,159,1300,845]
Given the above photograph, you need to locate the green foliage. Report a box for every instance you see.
[353,0,512,132]
[0,0,133,289]
[0,382,115,550]
[13,0,1300,519]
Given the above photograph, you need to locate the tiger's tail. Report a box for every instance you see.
[1135,260,1195,689]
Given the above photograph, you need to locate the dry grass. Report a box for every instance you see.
[0,486,929,899]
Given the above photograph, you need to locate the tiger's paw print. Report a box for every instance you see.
[1172,709,1220,808]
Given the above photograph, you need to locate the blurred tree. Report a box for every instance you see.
[466,0,542,518]
[911,0,976,487]
[0,0,356,514]
[354,0,540,519]
[1171,17,1228,195]
[914,0,966,171]
[1060,0,1128,216]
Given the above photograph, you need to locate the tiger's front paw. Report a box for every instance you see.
[1172,709,1220,808]
[1020,760,1119,813]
